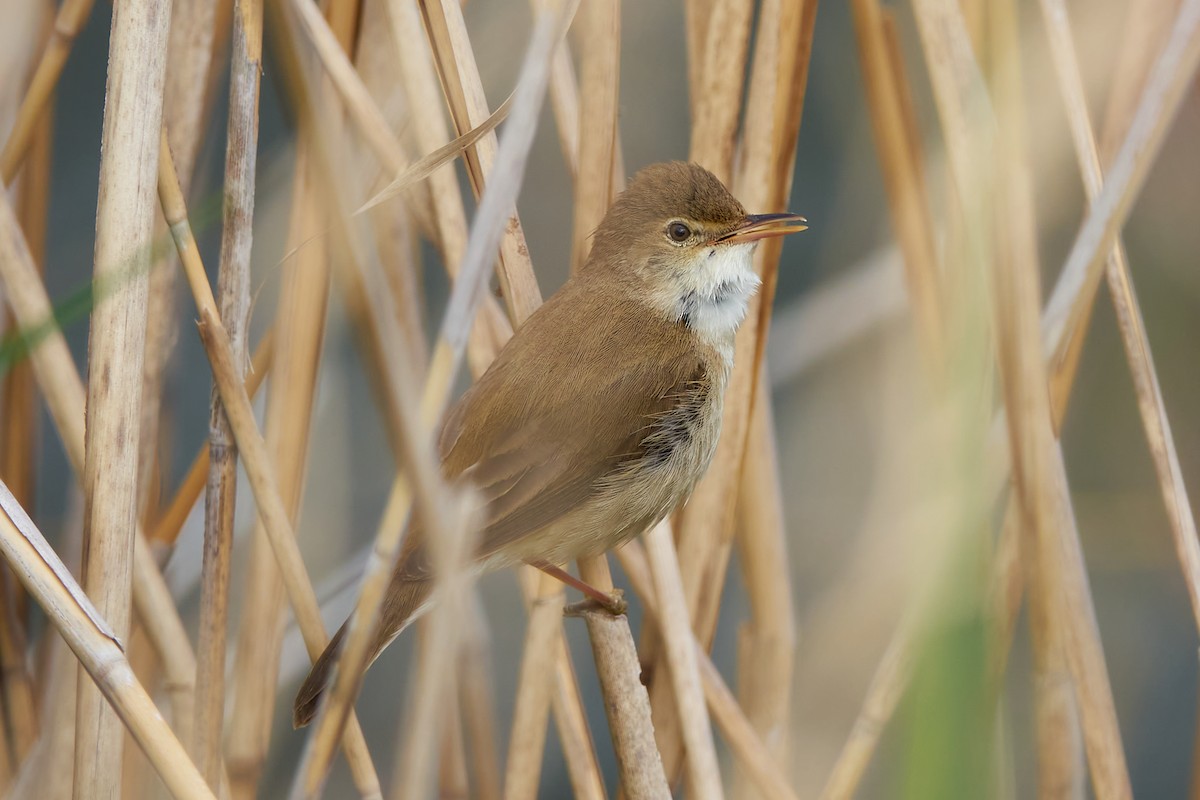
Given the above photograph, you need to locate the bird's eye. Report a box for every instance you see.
[667,222,692,243]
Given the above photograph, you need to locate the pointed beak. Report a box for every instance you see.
[717,212,808,245]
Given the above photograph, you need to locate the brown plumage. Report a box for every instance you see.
[293,162,805,727]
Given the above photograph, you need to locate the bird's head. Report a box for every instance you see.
[588,161,806,338]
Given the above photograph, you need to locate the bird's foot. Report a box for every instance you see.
[527,559,628,616]
[564,590,627,618]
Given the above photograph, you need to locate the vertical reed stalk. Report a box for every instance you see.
[138,0,223,528]
[417,0,543,323]
[650,2,816,787]
[568,0,619,272]
[615,541,800,800]
[1038,0,1200,631]
[0,47,53,775]
[193,0,264,788]
[72,0,172,793]
[504,576,565,800]
[986,2,1084,793]
[644,520,723,800]
[458,600,503,800]
[732,383,795,800]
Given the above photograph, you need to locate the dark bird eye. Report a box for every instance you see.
[667,222,691,242]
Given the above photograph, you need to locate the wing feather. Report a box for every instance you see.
[436,279,703,560]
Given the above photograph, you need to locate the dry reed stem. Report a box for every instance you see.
[0,189,201,751]
[684,0,712,120]
[149,333,273,550]
[458,600,503,800]
[570,602,671,799]
[0,196,85,482]
[615,542,800,800]
[516,568,608,800]
[397,2,655,793]
[2,85,50,765]
[1041,0,1200,360]
[200,304,385,792]
[725,3,815,791]
[550,2,674,793]
[1038,0,1200,633]
[0,0,95,182]
[417,0,543,324]
[819,0,1199,791]
[546,11,581,178]
[644,520,723,800]
[644,0,757,756]
[689,0,754,185]
[849,0,944,368]
[289,4,577,786]
[652,1,815,786]
[385,0,513,377]
[505,577,565,800]
[816,625,911,800]
[271,0,421,472]
[224,145,327,799]
[382,9,578,792]
[1043,0,1177,407]
[560,3,665,789]
[986,2,1085,793]
[221,4,336,789]
[192,0,264,788]
[912,0,1134,796]
[141,0,223,524]
[678,0,815,648]
[390,506,478,800]
[287,0,437,239]
[0,569,36,765]
[732,381,794,800]
[4,59,52,606]
[437,665,471,798]
[73,0,172,792]
[298,390,460,800]
[159,133,383,796]
[0,484,215,800]
[1098,0,1183,164]
[568,0,620,273]
[162,0,221,179]
[500,9,610,790]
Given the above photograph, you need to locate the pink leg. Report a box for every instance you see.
[526,560,627,615]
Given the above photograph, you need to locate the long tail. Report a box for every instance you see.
[292,576,432,728]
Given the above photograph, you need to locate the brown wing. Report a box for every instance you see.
[436,278,702,561]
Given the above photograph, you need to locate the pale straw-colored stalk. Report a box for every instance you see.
[0,482,214,800]
[644,519,723,800]
[72,0,172,793]
[158,125,384,797]
[192,0,264,788]
[1038,0,1200,632]
[615,541,801,800]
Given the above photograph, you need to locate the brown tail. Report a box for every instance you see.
[292,577,432,728]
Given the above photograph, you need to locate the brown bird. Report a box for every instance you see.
[293,161,805,727]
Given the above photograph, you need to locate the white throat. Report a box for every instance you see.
[674,243,760,339]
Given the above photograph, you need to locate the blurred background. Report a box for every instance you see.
[2,0,1199,797]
